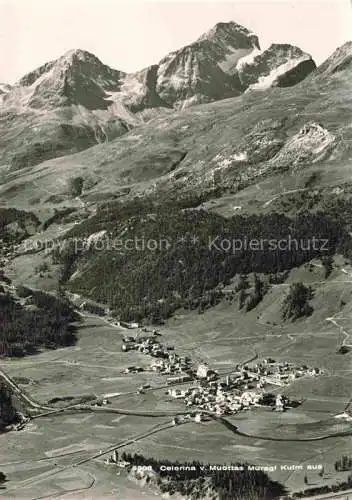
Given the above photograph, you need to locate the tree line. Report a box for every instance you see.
[120,451,286,500]
[335,455,352,472]
[0,284,79,357]
[0,383,19,430]
[0,207,39,244]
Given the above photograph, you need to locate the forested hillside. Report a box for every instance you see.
[0,384,19,430]
[0,286,79,356]
[55,205,350,322]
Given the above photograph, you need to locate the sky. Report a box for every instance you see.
[0,0,351,83]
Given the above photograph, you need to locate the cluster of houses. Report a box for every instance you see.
[121,334,193,377]
[166,358,320,415]
[240,358,322,387]
[170,373,292,416]
[121,331,321,417]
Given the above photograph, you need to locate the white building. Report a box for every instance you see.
[216,390,225,404]
[230,402,242,412]
[240,391,262,406]
[169,388,186,399]
[215,405,224,415]
[196,363,209,379]
[151,359,164,371]
[275,394,284,412]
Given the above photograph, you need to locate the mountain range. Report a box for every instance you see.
[1,22,317,112]
[0,21,319,175]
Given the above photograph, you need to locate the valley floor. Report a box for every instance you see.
[1,261,352,499]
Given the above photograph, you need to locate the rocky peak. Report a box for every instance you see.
[55,49,123,85]
[10,48,125,110]
[60,48,99,63]
[155,21,261,108]
[196,21,260,50]
[19,49,114,87]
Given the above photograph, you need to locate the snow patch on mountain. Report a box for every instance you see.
[237,44,316,90]
[119,75,145,98]
[177,95,205,110]
[218,47,254,73]
[232,152,248,162]
[99,92,140,123]
[236,48,262,70]
[214,152,248,167]
[248,56,311,90]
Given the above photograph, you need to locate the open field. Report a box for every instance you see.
[0,390,171,499]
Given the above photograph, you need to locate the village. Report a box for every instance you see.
[0,257,322,422]
[120,328,322,419]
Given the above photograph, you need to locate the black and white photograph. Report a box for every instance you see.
[0,0,351,498]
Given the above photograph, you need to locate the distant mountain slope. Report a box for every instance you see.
[0,83,11,95]
[0,50,137,171]
[0,21,317,172]
[59,209,344,323]
[312,40,352,77]
[0,83,12,106]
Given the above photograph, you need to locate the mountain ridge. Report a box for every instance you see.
[0,22,349,182]
[3,21,317,114]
